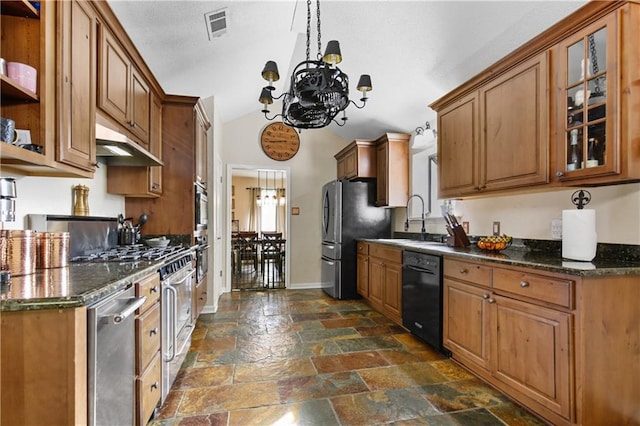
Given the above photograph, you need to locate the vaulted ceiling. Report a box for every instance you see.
[108,0,587,141]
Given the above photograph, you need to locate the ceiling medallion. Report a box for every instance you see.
[258,0,372,130]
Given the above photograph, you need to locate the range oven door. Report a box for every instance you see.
[161,266,195,403]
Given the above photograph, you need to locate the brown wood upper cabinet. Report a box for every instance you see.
[432,1,640,198]
[57,0,98,173]
[335,139,377,180]
[98,24,151,149]
[0,0,95,178]
[553,5,640,185]
[436,53,549,199]
[375,133,410,207]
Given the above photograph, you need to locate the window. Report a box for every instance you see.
[260,189,277,231]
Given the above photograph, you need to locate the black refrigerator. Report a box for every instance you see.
[321,179,391,299]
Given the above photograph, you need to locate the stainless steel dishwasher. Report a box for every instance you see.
[402,251,449,355]
[87,284,146,426]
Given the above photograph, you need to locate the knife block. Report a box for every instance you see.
[446,225,471,248]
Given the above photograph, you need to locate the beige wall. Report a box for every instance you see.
[397,183,640,244]
[222,105,348,288]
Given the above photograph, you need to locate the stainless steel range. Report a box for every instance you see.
[160,250,196,404]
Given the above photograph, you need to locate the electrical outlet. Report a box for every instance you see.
[551,219,563,239]
[492,221,501,236]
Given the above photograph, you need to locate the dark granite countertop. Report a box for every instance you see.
[0,260,162,312]
[362,238,640,277]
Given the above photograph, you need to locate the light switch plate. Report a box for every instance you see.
[492,221,500,236]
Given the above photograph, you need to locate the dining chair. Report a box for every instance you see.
[236,231,259,272]
[261,232,284,286]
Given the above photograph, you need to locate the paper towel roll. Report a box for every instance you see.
[562,209,597,261]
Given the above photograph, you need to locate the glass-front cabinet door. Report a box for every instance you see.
[556,13,617,181]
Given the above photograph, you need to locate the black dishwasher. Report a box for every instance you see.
[402,251,449,355]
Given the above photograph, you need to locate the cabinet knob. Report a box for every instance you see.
[488,298,496,304]
[150,286,158,293]
[556,171,564,177]
[520,281,530,288]
[482,293,490,299]
[150,327,158,336]
[459,268,468,274]
[151,382,159,390]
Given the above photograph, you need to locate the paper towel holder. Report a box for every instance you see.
[571,190,591,209]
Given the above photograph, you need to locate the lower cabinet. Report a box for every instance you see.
[356,242,369,297]
[443,256,639,426]
[135,272,161,425]
[358,242,402,326]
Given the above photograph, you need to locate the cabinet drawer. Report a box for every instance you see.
[136,351,161,426]
[493,268,573,308]
[136,302,160,373]
[369,244,402,264]
[136,273,160,314]
[357,242,369,255]
[444,258,491,288]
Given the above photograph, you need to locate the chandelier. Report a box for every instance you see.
[258,0,372,129]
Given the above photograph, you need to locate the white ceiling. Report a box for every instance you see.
[107,0,587,141]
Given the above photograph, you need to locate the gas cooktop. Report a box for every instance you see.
[70,244,189,263]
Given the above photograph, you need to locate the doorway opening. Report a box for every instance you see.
[228,165,290,291]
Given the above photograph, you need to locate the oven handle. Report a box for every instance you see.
[165,285,178,362]
[105,296,147,324]
[176,324,195,357]
[173,270,194,286]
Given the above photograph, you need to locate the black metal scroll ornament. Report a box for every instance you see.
[571,190,592,210]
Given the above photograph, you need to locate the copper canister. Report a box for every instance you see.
[37,232,70,269]
[0,230,36,276]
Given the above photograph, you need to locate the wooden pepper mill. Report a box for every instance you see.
[73,184,89,216]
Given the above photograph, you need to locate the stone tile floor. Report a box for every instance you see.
[150,289,547,425]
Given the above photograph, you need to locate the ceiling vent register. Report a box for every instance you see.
[204,8,228,40]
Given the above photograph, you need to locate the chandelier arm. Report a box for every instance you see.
[263,110,284,121]
[305,0,311,62]
[347,99,368,110]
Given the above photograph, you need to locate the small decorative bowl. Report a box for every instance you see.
[477,235,512,251]
[144,237,170,248]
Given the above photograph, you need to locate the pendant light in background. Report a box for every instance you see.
[278,171,286,206]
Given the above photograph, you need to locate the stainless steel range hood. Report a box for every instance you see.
[95,123,163,167]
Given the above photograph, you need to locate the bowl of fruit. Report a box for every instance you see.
[477,235,512,251]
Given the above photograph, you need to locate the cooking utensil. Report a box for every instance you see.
[137,214,148,228]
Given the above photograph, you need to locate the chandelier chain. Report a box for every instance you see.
[316,0,322,60]
[305,0,311,62]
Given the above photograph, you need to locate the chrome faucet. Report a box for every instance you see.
[404,194,426,235]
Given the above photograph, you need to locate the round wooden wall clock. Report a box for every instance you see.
[260,122,300,161]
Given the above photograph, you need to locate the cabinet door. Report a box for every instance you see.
[195,109,208,187]
[443,278,491,370]
[480,52,549,192]
[491,294,572,420]
[356,253,369,297]
[130,66,150,146]
[368,258,384,307]
[382,261,402,321]
[149,92,163,195]
[99,27,130,125]
[57,0,97,172]
[437,93,479,198]
[555,13,618,183]
[376,142,389,206]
